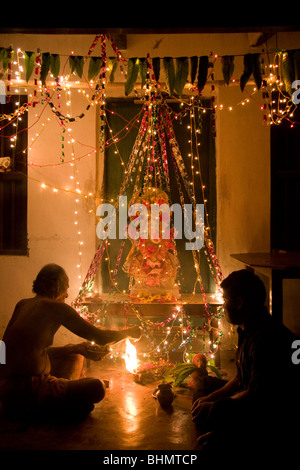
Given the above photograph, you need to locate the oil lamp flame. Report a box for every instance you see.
[123,338,139,374]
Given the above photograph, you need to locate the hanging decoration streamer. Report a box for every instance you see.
[1,36,300,128]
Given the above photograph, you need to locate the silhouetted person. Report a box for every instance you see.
[0,264,141,422]
[192,269,300,460]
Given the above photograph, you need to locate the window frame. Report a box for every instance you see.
[101,97,217,294]
[0,94,28,256]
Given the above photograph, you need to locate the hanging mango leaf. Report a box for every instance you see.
[240,53,253,92]
[24,51,36,82]
[175,57,189,96]
[69,55,84,78]
[293,49,300,82]
[50,54,60,79]
[282,51,294,97]
[221,55,234,85]
[281,49,300,96]
[40,52,51,85]
[163,57,175,95]
[125,57,140,96]
[190,56,198,85]
[197,56,208,92]
[88,57,102,81]
[2,47,14,71]
[139,57,148,89]
[0,47,6,64]
[252,53,262,90]
[152,57,160,82]
[69,55,76,74]
[108,56,118,83]
[75,56,84,78]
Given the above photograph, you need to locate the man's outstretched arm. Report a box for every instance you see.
[51,301,141,345]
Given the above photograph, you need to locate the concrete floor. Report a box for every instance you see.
[0,349,236,452]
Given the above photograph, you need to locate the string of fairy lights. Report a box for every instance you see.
[70,81,225,364]
[1,35,298,367]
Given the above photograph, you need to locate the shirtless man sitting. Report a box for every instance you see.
[0,264,141,422]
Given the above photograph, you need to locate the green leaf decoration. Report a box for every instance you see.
[0,47,5,64]
[221,55,234,85]
[207,365,223,380]
[293,49,300,82]
[24,51,36,82]
[2,47,14,71]
[50,54,60,79]
[281,49,300,96]
[125,57,140,96]
[108,56,118,84]
[139,57,148,89]
[164,358,223,389]
[252,53,262,90]
[282,51,294,97]
[240,53,253,92]
[169,363,195,374]
[75,56,84,78]
[190,56,198,84]
[69,55,76,74]
[169,364,196,388]
[163,57,175,95]
[40,52,51,85]
[152,57,160,82]
[88,56,102,81]
[69,56,84,78]
[197,55,209,92]
[175,57,189,96]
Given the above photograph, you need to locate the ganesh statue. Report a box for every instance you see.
[123,187,180,302]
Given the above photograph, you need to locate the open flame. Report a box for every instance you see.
[123,338,139,374]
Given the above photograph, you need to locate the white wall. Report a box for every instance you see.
[0,35,99,342]
[216,85,271,277]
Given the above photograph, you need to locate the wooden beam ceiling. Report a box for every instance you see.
[0,25,299,35]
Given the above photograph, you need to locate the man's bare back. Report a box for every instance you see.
[0,264,141,421]
[1,296,139,380]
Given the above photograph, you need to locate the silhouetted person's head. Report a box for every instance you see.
[32,264,69,302]
[220,269,267,327]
